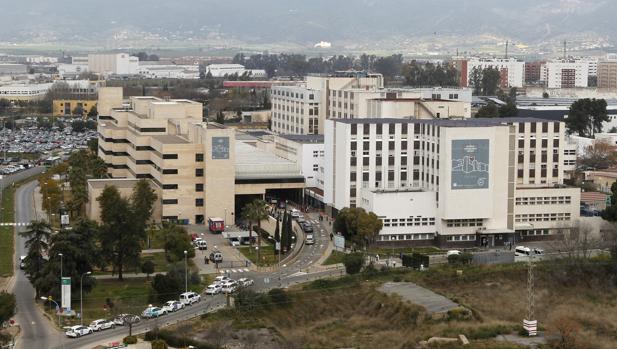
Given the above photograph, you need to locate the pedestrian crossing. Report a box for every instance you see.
[0,222,29,227]
[220,268,250,274]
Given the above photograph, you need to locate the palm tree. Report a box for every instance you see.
[242,199,269,260]
[19,220,52,299]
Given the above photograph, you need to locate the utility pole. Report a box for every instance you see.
[523,254,537,336]
[563,40,567,60]
[505,40,509,59]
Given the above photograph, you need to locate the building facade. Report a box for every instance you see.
[541,60,590,88]
[455,57,525,88]
[324,117,580,247]
[598,58,617,89]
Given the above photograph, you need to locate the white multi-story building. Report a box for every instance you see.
[541,60,590,88]
[324,117,580,247]
[455,57,525,89]
[271,72,471,135]
[0,82,53,101]
[87,53,139,75]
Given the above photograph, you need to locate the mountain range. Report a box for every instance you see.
[1,0,615,53]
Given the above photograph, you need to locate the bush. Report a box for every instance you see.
[446,307,473,321]
[268,288,289,307]
[145,329,217,349]
[234,289,271,312]
[448,252,473,265]
[151,339,168,349]
[123,336,138,344]
[343,252,364,274]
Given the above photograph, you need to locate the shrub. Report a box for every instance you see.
[151,339,168,349]
[123,336,138,344]
[268,288,289,307]
[234,289,271,312]
[145,329,217,349]
[448,252,473,265]
[343,252,364,274]
[446,307,473,321]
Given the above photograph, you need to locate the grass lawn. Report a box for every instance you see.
[0,186,16,276]
[93,252,170,276]
[238,244,279,266]
[322,250,346,265]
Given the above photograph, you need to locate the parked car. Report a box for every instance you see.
[214,275,231,284]
[162,300,185,313]
[65,325,93,338]
[89,319,115,331]
[179,291,201,305]
[229,238,240,247]
[142,306,167,318]
[221,280,239,294]
[195,240,208,250]
[446,250,461,257]
[205,283,222,295]
[237,278,254,288]
[19,255,26,269]
[290,209,300,218]
[113,314,140,326]
[209,251,223,263]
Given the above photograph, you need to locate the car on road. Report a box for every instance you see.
[19,255,26,269]
[162,300,185,313]
[214,275,231,285]
[195,240,208,250]
[209,251,223,263]
[89,319,115,331]
[142,306,167,318]
[180,291,201,305]
[229,238,241,247]
[113,314,140,326]
[221,280,239,294]
[237,278,254,288]
[290,209,300,218]
[302,223,313,233]
[205,283,223,295]
[65,325,93,338]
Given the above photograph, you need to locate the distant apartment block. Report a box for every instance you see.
[541,60,590,88]
[525,61,545,83]
[454,57,525,89]
[598,56,617,89]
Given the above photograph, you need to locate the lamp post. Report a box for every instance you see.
[183,250,188,294]
[41,297,61,326]
[58,253,63,279]
[80,271,91,325]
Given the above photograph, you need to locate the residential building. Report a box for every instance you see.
[90,88,304,225]
[540,60,590,88]
[88,53,139,75]
[598,57,617,89]
[324,117,580,247]
[525,61,545,83]
[454,57,525,88]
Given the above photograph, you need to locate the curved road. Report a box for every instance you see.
[1,168,58,349]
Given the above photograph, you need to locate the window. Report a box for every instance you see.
[195,153,204,162]
[162,169,178,175]
[162,199,178,205]
[162,184,178,190]
[163,154,178,160]
[195,183,204,192]
[195,168,204,177]
[195,198,204,207]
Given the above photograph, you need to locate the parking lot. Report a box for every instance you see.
[186,224,252,275]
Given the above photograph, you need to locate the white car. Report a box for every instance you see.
[162,300,185,313]
[113,314,140,326]
[446,250,462,257]
[205,283,222,295]
[179,291,201,305]
[89,319,115,331]
[19,255,26,270]
[237,278,254,287]
[214,275,231,285]
[221,280,238,294]
[65,325,93,338]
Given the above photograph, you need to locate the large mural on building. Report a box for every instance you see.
[451,139,489,189]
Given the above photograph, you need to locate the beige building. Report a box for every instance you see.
[89,88,304,225]
[598,59,617,89]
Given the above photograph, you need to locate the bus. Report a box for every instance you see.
[208,217,225,233]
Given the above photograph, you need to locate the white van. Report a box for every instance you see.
[179,292,201,305]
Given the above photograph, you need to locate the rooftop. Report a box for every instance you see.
[151,134,189,144]
[87,178,142,189]
[333,117,556,127]
[279,134,324,144]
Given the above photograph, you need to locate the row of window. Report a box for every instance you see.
[515,212,571,222]
[376,233,435,241]
[272,89,314,100]
[162,198,204,207]
[445,234,477,241]
[515,196,572,205]
[383,217,436,227]
[445,219,484,227]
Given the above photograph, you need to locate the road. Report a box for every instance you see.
[55,212,339,349]
[4,169,59,349]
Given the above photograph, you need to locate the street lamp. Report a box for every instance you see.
[183,250,188,294]
[58,253,63,279]
[80,271,91,325]
[40,297,61,325]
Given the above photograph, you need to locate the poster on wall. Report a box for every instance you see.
[212,137,230,159]
[451,139,489,190]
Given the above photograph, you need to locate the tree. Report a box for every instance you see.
[141,260,155,280]
[162,224,195,263]
[334,207,383,249]
[97,186,141,280]
[343,253,364,274]
[216,110,225,124]
[470,67,483,95]
[87,105,98,118]
[131,180,157,235]
[72,119,85,132]
[475,103,499,118]
[566,98,608,137]
[498,102,518,117]
[242,200,269,261]
[0,292,16,323]
[20,221,52,299]
[151,273,183,303]
[87,138,98,153]
[481,67,501,96]
[72,105,84,117]
[543,92,550,99]
[579,140,617,170]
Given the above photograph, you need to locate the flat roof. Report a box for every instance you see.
[151,134,189,144]
[87,178,141,189]
[279,134,324,143]
[332,117,556,127]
